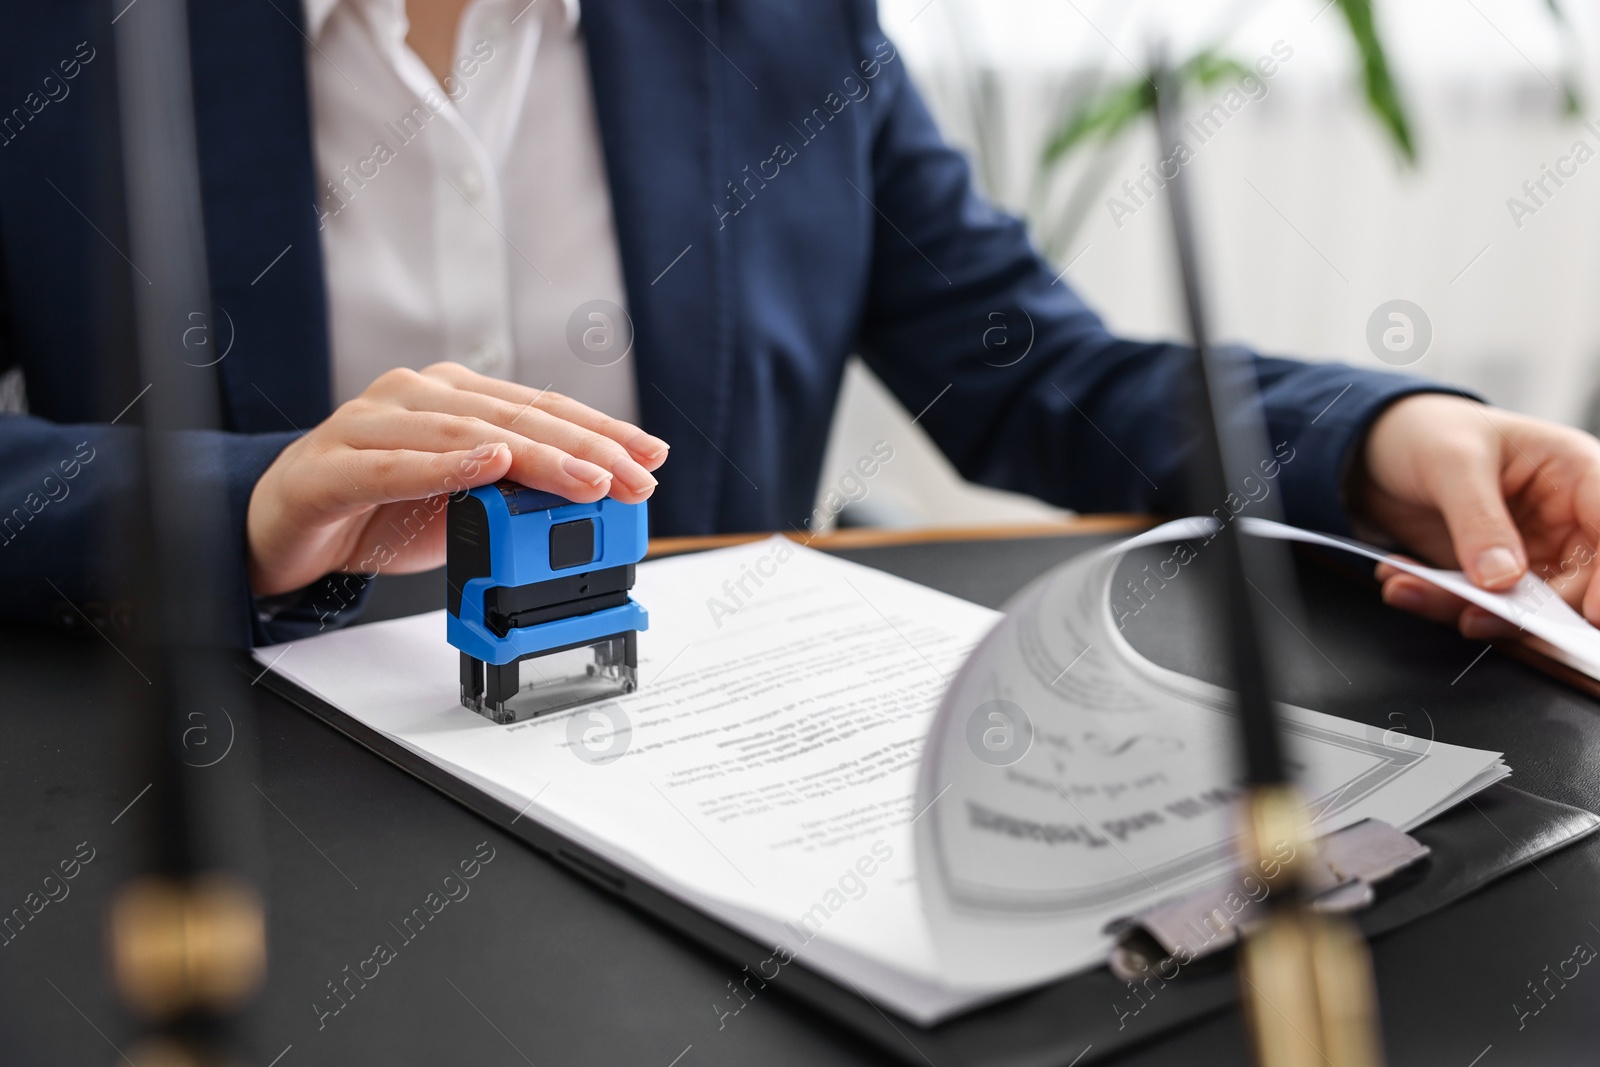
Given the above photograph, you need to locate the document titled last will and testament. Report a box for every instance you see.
[255,517,1587,1025]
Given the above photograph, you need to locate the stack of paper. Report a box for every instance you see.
[257,527,1517,1024]
[915,518,1509,987]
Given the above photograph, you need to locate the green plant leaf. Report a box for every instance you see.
[1182,52,1254,88]
[1041,78,1155,164]
[1335,0,1417,163]
[1543,0,1585,115]
[1041,50,1252,166]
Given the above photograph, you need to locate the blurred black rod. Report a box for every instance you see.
[113,0,232,873]
[1151,61,1289,788]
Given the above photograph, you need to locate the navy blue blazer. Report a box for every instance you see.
[0,0,1446,642]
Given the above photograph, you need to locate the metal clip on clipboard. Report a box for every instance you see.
[1106,819,1430,982]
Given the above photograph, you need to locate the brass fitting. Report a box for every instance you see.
[108,874,266,1020]
[1240,906,1384,1067]
[1238,783,1313,894]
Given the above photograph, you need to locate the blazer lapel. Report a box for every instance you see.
[582,0,734,535]
[188,0,331,433]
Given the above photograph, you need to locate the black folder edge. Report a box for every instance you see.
[251,666,1600,1067]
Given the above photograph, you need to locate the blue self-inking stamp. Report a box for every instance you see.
[446,482,648,723]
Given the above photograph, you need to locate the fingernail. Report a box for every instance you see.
[1386,585,1425,612]
[562,456,612,488]
[1461,614,1514,642]
[629,432,670,461]
[1475,546,1521,587]
[615,459,658,494]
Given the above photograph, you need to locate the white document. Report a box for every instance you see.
[1240,517,1600,682]
[261,538,1001,1023]
[256,524,1523,1024]
[916,517,1509,988]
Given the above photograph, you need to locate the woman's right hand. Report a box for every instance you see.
[245,362,669,597]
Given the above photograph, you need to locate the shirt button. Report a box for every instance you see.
[457,168,484,203]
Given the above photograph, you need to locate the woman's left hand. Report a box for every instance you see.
[1350,393,1600,640]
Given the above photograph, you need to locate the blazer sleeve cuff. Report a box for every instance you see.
[1273,372,1484,537]
[234,424,379,646]
[251,572,376,646]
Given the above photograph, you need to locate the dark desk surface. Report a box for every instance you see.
[4,520,1600,1066]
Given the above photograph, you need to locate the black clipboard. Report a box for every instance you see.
[254,658,1599,1067]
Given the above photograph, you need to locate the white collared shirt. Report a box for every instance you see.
[303,0,637,421]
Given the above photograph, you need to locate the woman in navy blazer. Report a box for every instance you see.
[1,0,1596,645]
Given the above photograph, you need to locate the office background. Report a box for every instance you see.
[825,0,1600,528]
[3,0,1594,532]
